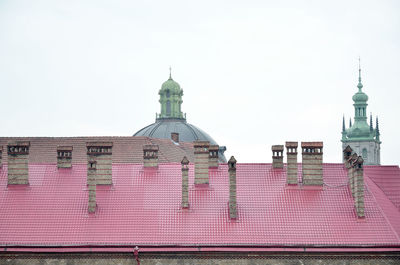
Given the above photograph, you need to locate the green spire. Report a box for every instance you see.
[357,57,363,91]
[157,69,185,120]
[370,113,373,132]
[376,116,380,141]
[342,115,346,132]
[349,118,352,128]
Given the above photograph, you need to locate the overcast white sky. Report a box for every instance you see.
[0,0,399,164]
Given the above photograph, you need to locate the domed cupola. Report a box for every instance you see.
[134,69,227,162]
[158,69,184,120]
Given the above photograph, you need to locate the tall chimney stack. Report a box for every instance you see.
[301,142,323,185]
[194,141,210,185]
[209,145,219,168]
[7,142,30,185]
[285,142,298,184]
[181,156,190,208]
[143,145,159,168]
[272,145,284,168]
[87,158,97,213]
[353,156,365,218]
[347,153,358,198]
[228,156,237,219]
[86,142,113,185]
[57,146,73,168]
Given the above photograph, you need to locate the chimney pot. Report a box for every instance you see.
[143,144,159,168]
[272,145,284,168]
[57,146,73,168]
[209,145,219,168]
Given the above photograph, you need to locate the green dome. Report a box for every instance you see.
[352,91,368,102]
[161,77,181,92]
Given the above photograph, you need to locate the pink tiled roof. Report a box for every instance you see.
[0,162,399,248]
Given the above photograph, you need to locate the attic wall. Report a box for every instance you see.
[1,253,399,265]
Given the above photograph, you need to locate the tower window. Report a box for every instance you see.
[166,90,170,98]
[362,148,368,160]
[166,100,171,115]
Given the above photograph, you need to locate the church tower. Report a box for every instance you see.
[341,60,381,165]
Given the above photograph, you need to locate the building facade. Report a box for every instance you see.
[341,63,381,165]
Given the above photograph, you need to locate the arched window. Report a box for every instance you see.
[362,148,368,160]
[166,90,170,98]
[166,100,171,116]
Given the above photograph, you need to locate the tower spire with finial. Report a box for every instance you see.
[376,116,380,140]
[370,113,373,132]
[342,115,346,132]
[349,117,352,128]
[169,66,172,79]
[357,57,363,91]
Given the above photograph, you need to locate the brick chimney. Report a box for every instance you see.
[209,145,219,168]
[352,156,365,218]
[171,132,179,143]
[272,145,284,168]
[57,146,73,168]
[285,142,298,184]
[86,142,113,185]
[347,153,358,198]
[301,142,323,185]
[181,156,189,208]
[228,156,237,219]
[7,142,30,185]
[194,141,210,185]
[143,145,159,168]
[87,158,97,213]
[343,145,353,166]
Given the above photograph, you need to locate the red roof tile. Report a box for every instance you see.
[0,163,399,248]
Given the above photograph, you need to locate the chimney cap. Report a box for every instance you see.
[7,141,30,147]
[86,142,113,147]
[343,145,353,153]
[271,145,284,151]
[285,141,298,147]
[353,156,364,166]
[143,144,159,151]
[181,156,189,165]
[228,156,237,170]
[193,140,210,148]
[301,141,323,148]
[57,145,73,151]
[209,145,219,151]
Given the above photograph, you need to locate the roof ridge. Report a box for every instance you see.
[364,176,400,243]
